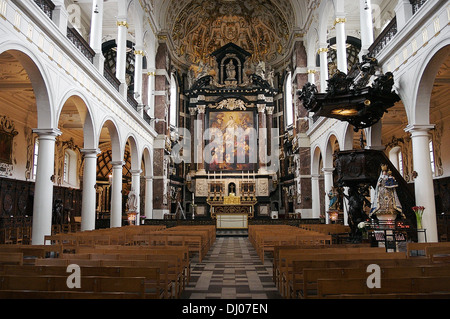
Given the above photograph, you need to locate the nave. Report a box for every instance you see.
[181,236,282,299]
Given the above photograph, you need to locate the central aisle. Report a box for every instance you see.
[181,236,282,299]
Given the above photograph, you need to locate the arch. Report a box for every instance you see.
[98,117,123,162]
[141,146,153,177]
[411,42,450,125]
[0,44,54,129]
[341,122,355,151]
[56,90,97,150]
[324,132,340,168]
[124,133,141,171]
[312,145,323,175]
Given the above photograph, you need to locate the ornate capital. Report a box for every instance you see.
[307,69,317,74]
[189,107,197,116]
[266,106,274,115]
[134,50,145,56]
[334,17,346,25]
[117,21,129,28]
[197,105,206,114]
[257,104,266,113]
[318,47,328,54]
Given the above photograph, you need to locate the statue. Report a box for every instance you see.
[226,60,236,80]
[369,164,405,220]
[127,187,139,213]
[327,187,340,211]
[344,185,371,241]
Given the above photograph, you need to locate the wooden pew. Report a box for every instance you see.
[316,276,450,298]
[298,264,450,299]
[0,253,23,266]
[0,274,160,299]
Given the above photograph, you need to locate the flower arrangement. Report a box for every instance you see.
[412,206,425,229]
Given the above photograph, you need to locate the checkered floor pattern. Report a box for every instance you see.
[181,236,282,299]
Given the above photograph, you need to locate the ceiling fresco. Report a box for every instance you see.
[168,0,293,66]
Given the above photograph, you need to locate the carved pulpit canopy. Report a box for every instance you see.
[298,56,401,131]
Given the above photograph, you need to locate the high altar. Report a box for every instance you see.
[184,43,278,229]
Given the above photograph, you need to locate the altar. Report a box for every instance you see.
[208,193,256,229]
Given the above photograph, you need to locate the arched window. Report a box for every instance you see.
[169,72,178,128]
[389,146,403,177]
[284,71,293,129]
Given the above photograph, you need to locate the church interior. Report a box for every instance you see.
[0,0,449,300]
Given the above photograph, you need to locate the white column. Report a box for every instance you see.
[89,0,104,73]
[311,174,321,219]
[405,125,438,242]
[334,15,348,74]
[322,167,335,224]
[145,176,154,219]
[31,128,61,245]
[359,0,374,58]
[81,148,100,231]
[307,68,316,84]
[318,45,329,93]
[134,48,145,112]
[110,161,124,228]
[130,169,142,224]
[343,186,349,226]
[147,70,156,123]
[395,0,413,31]
[116,19,128,97]
[52,0,68,34]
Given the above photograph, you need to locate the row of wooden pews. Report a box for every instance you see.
[249,225,333,263]
[249,224,450,299]
[0,224,215,299]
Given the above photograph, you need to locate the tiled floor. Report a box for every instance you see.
[181,236,282,299]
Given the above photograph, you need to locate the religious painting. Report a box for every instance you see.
[206,110,256,172]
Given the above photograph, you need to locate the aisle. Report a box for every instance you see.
[181,236,282,299]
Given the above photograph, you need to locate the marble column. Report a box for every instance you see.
[359,0,374,58]
[318,46,329,93]
[322,167,335,224]
[31,128,61,245]
[189,107,197,173]
[81,148,100,231]
[334,16,348,73]
[266,106,274,159]
[130,169,142,224]
[405,125,438,242]
[307,69,316,85]
[311,173,321,219]
[89,0,104,73]
[257,103,266,172]
[134,48,145,112]
[110,160,124,228]
[395,0,413,31]
[116,19,128,97]
[196,105,206,173]
[144,176,153,219]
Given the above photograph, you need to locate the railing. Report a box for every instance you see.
[33,0,55,20]
[368,16,398,57]
[410,0,428,15]
[66,24,95,63]
[103,67,121,92]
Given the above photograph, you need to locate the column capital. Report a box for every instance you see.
[81,148,101,156]
[130,169,143,175]
[117,20,129,28]
[197,105,206,114]
[266,106,274,115]
[322,167,335,174]
[32,128,62,138]
[317,47,329,54]
[144,175,153,181]
[257,104,266,113]
[405,124,435,136]
[110,160,125,167]
[189,107,197,116]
